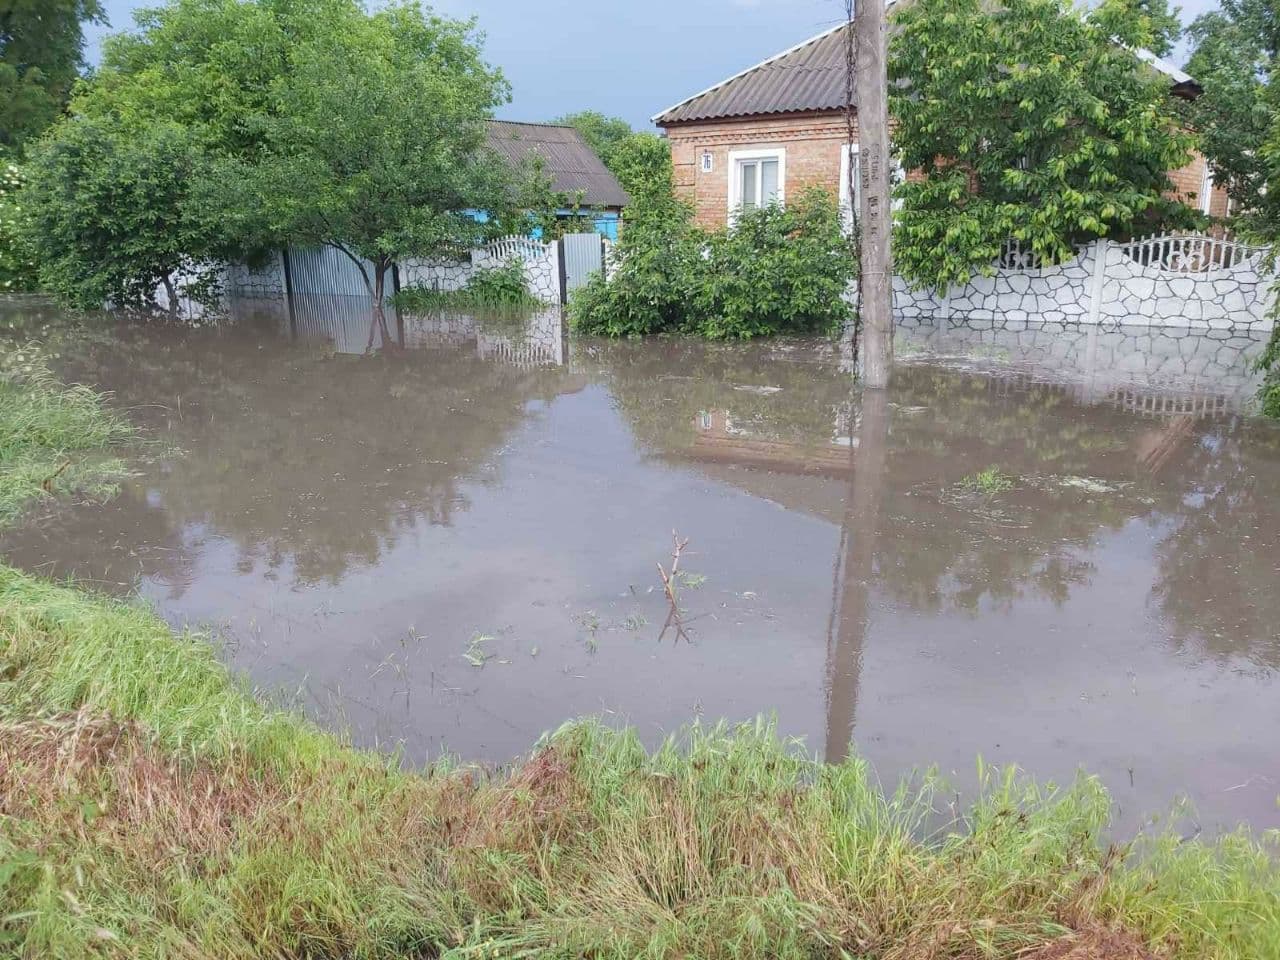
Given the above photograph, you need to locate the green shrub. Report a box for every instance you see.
[694,190,855,339]
[0,161,38,293]
[1259,323,1280,418]
[572,187,856,339]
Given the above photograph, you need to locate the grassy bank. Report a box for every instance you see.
[0,345,132,524]
[1,569,1279,959]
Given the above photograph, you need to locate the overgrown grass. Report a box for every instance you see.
[961,465,1016,495]
[0,346,133,524]
[2,567,1279,959]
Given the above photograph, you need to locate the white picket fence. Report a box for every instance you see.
[1118,232,1264,273]
[480,235,552,262]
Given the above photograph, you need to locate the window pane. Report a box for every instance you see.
[740,161,758,208]
[760,159,779,204]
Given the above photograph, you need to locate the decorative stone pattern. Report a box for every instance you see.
[225,255,287,300]
[401,237,562,304]
[399,257,472,293]
[896,315,1270,415]
[889,236,1276,333]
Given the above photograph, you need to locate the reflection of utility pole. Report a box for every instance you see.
[856,0,894,388]
[825,388,889,763]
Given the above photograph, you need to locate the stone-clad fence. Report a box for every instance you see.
[892,233,1276,333]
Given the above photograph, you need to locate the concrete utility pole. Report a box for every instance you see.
[854,0,893,387]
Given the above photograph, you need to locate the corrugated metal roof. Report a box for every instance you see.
[654,23,851,125]
[485,120,629,209]
[654,17,1202,126]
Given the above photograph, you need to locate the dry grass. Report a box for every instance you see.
[0,572,1278,959]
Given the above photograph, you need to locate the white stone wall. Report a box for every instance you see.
[402,240,562,305]
[399,257,472,293]
[1097,244,1272,329]
[225,254,287,300]
[890,237,1275,332]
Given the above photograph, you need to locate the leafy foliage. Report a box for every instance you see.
[0,161,36,291]
[1091,0,1182,57]
[555,109,671,200]
[889,0,1197,290]
[555,110,633,167]
[0,0,104,154]
[22,118,223,310]
[21,0,511,315]
[572,189,855,339]
[1181,0,1276,216]
[394,260,542,311]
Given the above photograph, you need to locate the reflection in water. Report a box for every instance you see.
[825,389,888,763]
[3,300,1280,833]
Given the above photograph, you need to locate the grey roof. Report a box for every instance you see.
[485,120,629,208]
[654,23,850,126]
[654,19,1201,126]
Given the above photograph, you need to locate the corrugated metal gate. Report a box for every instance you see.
[560,233,604,298]
[285,246,395,301]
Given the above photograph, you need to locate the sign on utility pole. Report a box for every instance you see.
[855,0,893,387]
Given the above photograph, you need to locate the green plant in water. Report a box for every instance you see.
[961,465,1016,495]
[462,633,492,668]
[0,346,133,525]
[394,260,544,312]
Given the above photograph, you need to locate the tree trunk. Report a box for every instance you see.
[161,272,179,317]
[856,0,893,388]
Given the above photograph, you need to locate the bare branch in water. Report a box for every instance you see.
[657,530,691,643]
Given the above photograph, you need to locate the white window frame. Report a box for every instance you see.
[1200,163,1215,215]
[728,147,786,220]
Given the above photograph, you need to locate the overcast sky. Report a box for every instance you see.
[88,0,1224,131]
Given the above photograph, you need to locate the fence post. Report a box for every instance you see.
[1086,238,1108,326]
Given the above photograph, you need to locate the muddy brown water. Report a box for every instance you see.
[3,296,1279,834]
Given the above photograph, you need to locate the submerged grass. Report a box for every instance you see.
[0,346,133,524]
[2,567,1279,959]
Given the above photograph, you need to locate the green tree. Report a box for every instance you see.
[889,0,1197,290]
[0,0,104,153]
[554,110,671,200]
[22,117,222,310]
[217,1,509,344]
[23,0,510,333]
[555,110,633,168]
[607,131,671,200]
[1181,0,1278,215]
[1092,0,1183,57]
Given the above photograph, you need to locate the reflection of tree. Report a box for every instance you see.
[43,321,581,584]
[875,366,1168,613]
[594,341,1180,615]
[1152,421,1280,669]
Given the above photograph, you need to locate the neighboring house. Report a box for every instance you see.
[485,120,629,239]
[652,22,1228,230]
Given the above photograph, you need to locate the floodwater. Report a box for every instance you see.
[3,296,1279,834]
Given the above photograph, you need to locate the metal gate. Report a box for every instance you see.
[560,233,604,300]
[285,245,395,301]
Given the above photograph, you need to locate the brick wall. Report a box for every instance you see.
[1166,149,1231,219]
[663,110,1232,227]
[666,112,854,229]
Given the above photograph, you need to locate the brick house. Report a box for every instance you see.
[652,22,1228,231]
